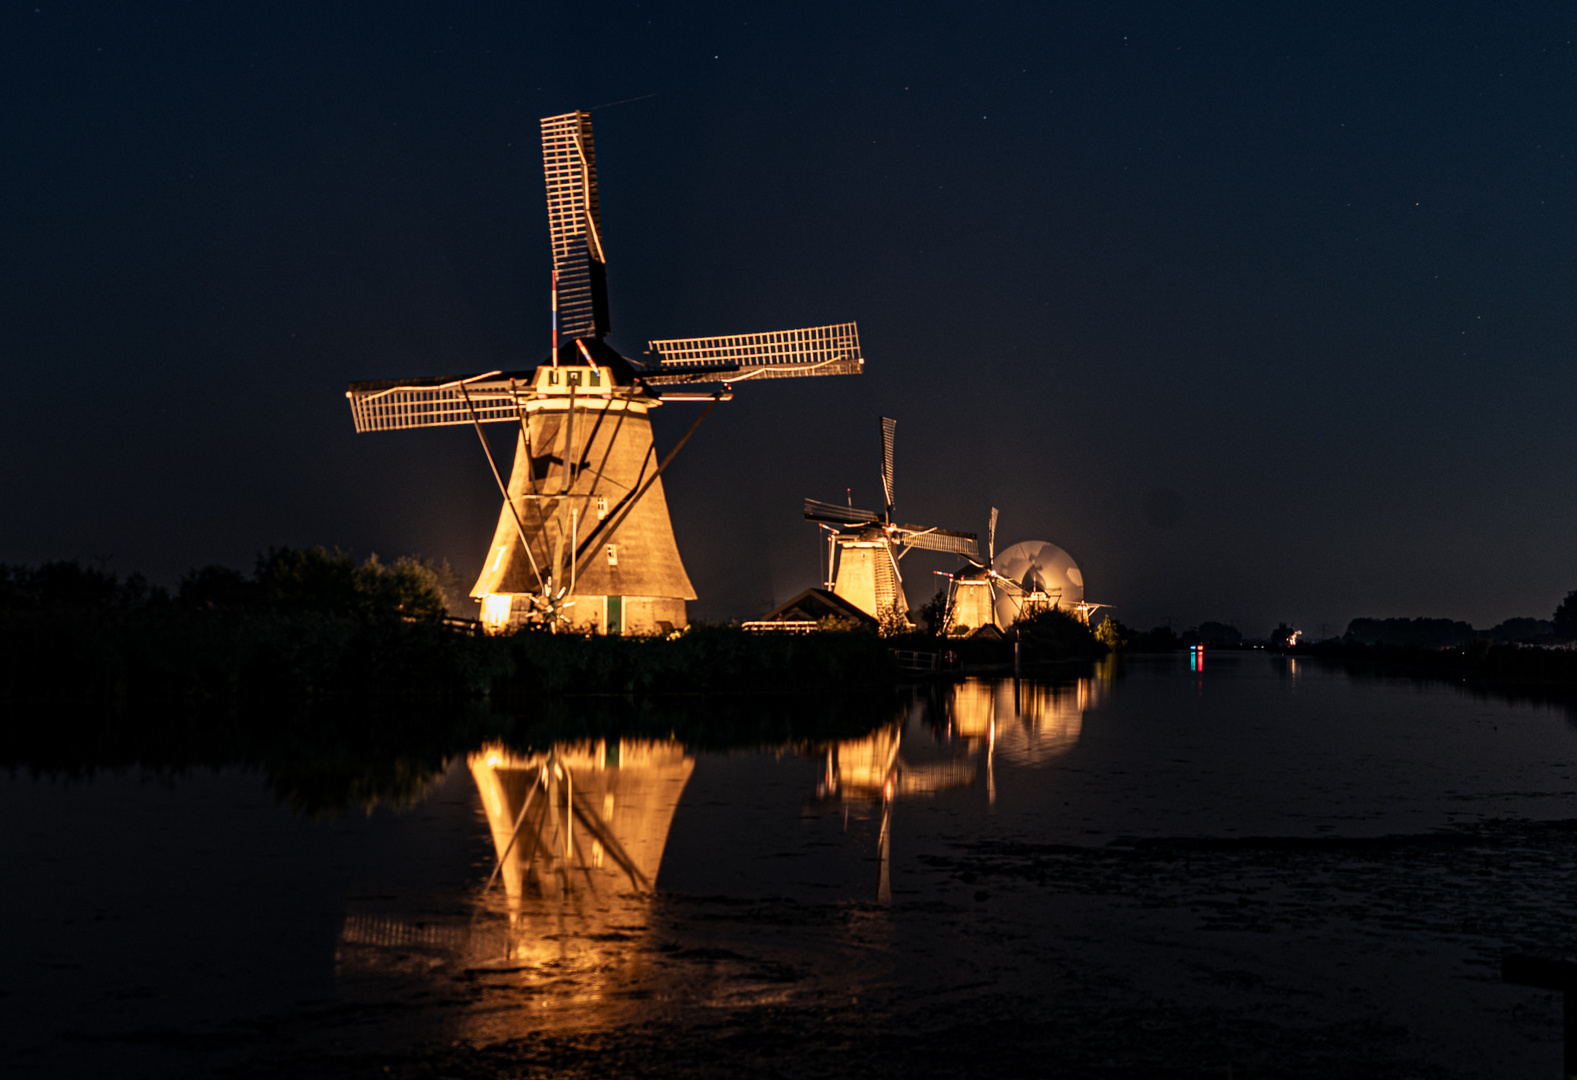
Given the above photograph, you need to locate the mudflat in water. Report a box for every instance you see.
[5,653,1577,1078]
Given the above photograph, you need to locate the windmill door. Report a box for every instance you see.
[605,596,623,636]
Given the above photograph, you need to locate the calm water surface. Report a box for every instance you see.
[5,653,1577,1077]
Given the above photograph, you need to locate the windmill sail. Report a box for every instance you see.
[803,497,881,526]
[345,371,534,433]
[878,416,897,518]
[895,526,978,557]
[643,323,863,383]
[542,111,609,341]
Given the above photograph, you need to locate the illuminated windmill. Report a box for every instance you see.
[936,513,1108,632]
[992,539,1108,625]
[345,110,864,634]
[803,416,977,622]
[937,507,1002,635]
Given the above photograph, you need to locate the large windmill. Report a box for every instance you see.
[345,111,863,634]
[803,417,977,623]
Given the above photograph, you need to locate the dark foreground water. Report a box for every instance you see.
[5,653,1577,1078]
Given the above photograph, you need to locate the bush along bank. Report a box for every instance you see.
[0,552,901,712]
[501,625,896,698]
[886,605,1108,672]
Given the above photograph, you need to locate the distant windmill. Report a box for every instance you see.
[345,111,864,634]
[803,417,977,622]
[937,507,1002,635]
[937,512,1107,633]
[993,539,1106,627]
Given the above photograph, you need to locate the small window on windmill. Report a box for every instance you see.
[589,370,602,387]
[596,495,608,520]
[568,370,582,387]
[606,544,618,566]
[548,370,559,386]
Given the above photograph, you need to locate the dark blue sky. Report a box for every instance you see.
[3,1,1575,633]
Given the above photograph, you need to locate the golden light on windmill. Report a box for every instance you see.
[344,110,864,634]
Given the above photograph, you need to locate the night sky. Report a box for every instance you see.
[4,2,1575,635]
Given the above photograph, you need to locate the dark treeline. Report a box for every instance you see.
[0,550,503,711]
[0,547,459,620]
[0,550,902,712]
[1343,616,1559,647]
[1342,589,1577,648]
[1095,591,1577,654]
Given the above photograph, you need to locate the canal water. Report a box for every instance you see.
[5,653,1577,1077]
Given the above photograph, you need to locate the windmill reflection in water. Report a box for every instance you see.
[337,739,694,1028]
[468,741,692,978]
[821,670,1109,901]
[336,673,1107,1016]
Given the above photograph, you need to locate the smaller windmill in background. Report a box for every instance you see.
[802,417,977,624]
[937,511,1107,634]
[937,507,1002,636]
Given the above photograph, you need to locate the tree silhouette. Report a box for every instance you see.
[1553,590,1577,639]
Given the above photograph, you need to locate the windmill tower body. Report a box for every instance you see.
[942,507,1003,635]
[948,571,997,633]
[468,362,695,635]
[831,529,906,618]
[345,110,864,634]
